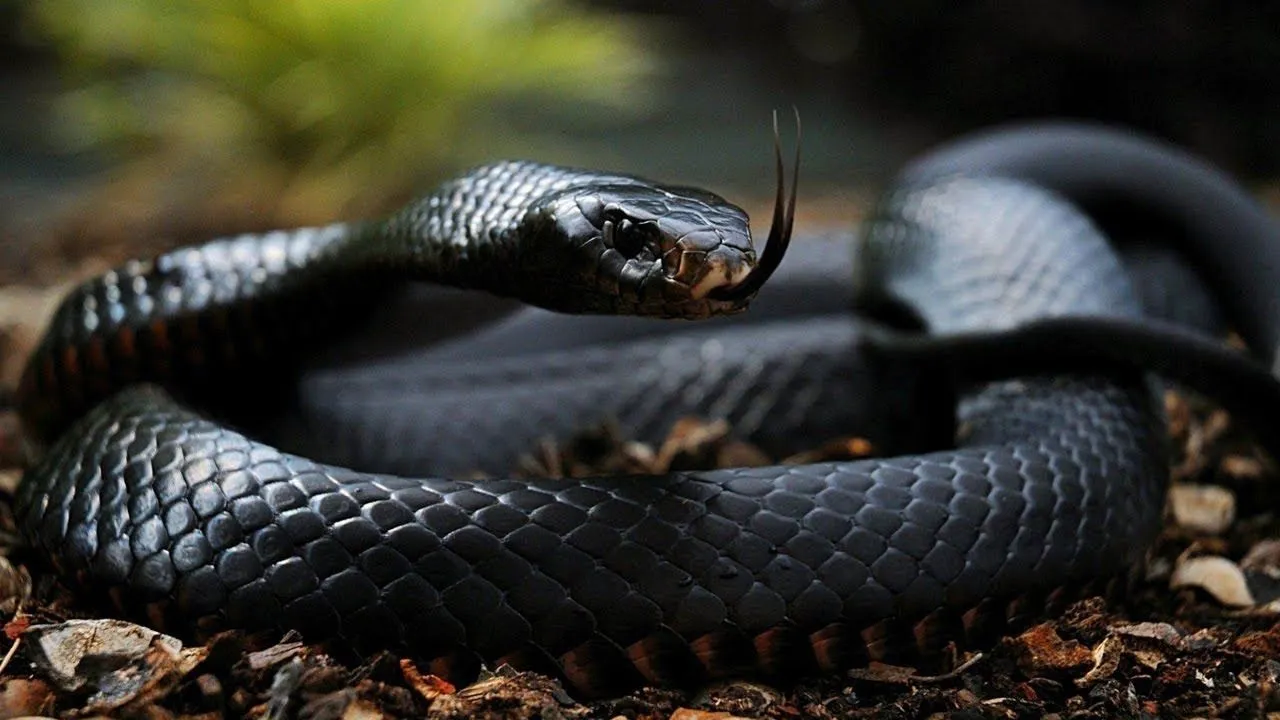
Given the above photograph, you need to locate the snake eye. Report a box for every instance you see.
[613,219,646,258]
[603,212,653,260]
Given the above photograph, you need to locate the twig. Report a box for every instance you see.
[0,635,21,676]
[910,653,987,683]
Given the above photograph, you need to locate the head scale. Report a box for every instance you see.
[514,111,800,320]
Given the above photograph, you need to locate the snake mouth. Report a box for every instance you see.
[707,108,801,303]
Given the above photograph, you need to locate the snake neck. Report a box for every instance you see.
[354,160,640,297]
[16,163,611,441]
[350,205,524,295]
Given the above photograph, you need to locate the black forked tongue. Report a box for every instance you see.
[710,108,801,301]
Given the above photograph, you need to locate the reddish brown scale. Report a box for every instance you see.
[622,628,705,686]
[1007,588,1081,628]
[810,622,863,672]
[1044,585,1069,609]
[860,621,893,662]
[913,608,965,657]
[59,345,80,382]
[687,633,718,673]
[622,635,660,681]
[193,613,224,639]
[55,346,86,423]
[960,605,984,641]
[857,616,958,669]
[113,334,138,374]
[83,336,107,373]
[911,613,936,656]
[20,354,62,434]
[688,631,754,678]
[556,647,591,692]
[624,635,671,685]
[106,585,127,615]
[961,597,1007,647]
[558,639,645,697]
[144,601,167,632]
[84,337,112,398]
[139,321,174,380]
[492,647,548,678]
[148,320,171,353]
[751,626,818,678]
[109,326,142,390]
[747,627,778,671]
[750,630,779,674]
[115,325,137,360]
[1005,594,1039,628]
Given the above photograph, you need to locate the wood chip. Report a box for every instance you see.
[247,640,304,670]
[1169,484,1236,535]
[24,619,186,692]
[1010,624,1092,676]
[670,710,746,720]
[1220,453,1266,478]
[1171,555,1256,607]
[399,658,455,701]
[1111,622,1183,647]
[1078,635,1124,687]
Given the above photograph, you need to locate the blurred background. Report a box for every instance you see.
[0,1,1277,305]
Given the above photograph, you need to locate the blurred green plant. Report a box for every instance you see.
[28,0,656,216]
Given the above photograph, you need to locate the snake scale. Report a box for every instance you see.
[13,122,1280,695]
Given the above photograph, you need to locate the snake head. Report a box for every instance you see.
[524,183,760,319]
[511,112,799,319]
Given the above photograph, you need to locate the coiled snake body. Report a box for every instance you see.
[14,124,1280,695]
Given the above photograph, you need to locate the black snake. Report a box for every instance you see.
[13,122,1280,696]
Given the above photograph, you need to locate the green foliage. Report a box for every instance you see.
[29,0,655,212]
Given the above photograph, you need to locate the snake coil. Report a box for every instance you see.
[14,123,1280,695]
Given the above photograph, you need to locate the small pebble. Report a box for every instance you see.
[1169,484,1235,535]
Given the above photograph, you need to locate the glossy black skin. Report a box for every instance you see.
[15,127,1280,695]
